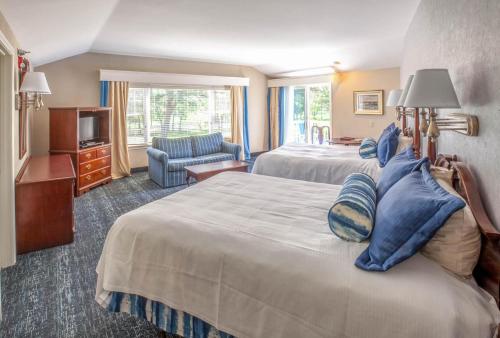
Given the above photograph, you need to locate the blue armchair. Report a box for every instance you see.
[147,132,242,188]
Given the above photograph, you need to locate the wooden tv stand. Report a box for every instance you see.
[49,107,113,196]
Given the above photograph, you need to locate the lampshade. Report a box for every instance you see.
[20,72,51,94]
[386,89,402,107]
[397,75,414,106]
[404,69,460,108]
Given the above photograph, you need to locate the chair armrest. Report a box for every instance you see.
[147,147,169,164]
[221,141,242,160]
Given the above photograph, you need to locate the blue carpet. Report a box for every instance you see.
[1,172,186,338]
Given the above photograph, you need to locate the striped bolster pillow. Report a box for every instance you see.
[328,173,376,242]
[359,137,378,159]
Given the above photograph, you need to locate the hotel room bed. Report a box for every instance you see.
[96,171,500,338]
[252,143,382,184]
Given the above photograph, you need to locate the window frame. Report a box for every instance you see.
[126,84,232,147]
[288,82,332,144]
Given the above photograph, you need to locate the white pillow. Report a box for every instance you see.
[421,176,481,278]
[396,135,413,154]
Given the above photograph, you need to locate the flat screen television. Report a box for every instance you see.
[79,116,99,142]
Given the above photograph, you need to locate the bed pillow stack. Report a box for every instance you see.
[377,123,401,167]
[355,161,465,272]
[376,146,427,200]
[359,138,378,159]
[328,173,377,242]
[421,174,481,277]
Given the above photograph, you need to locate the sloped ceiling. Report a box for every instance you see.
[0,0,420,75]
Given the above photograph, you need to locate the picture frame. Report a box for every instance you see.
[353,90,384,115]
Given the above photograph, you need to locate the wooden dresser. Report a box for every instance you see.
[49,107,112,196]
[16,155,75,254]
[78,144,112,195]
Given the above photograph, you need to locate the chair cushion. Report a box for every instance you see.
[355,163,465,272]
[376,146,427,200]
[359,137,378,159]
[191,133,223,157]
[167,153,235,172]
[377,123,401,167]
[328,173,376,242]
[152,137,193,159]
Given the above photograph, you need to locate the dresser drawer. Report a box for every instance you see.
[79,167,111,188]
[96,146,111,158]
[79,149,96,162]
[79,156,111,175]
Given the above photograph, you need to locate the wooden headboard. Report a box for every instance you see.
[435,154,500,308]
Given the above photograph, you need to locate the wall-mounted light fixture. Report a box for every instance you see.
[386,89,402,116]
[404,68,478,142]
[387,75,415,136]
[16,72,51,110]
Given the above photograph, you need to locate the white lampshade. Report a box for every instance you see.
[397,75,414,107]
[404,69,460,108]
[20,72,51,94]
[386,89,402,107]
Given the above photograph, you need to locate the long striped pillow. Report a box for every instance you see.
[328,173,376,242]
[359,137,378,159]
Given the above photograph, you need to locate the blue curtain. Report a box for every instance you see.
[100,81,109,107]
[243,86,250,160]
[278,87,286,146]
[267,88,272,150]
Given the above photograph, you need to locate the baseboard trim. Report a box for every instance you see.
[131,166,148,173]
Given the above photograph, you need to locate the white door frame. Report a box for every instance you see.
[0,29,17,269]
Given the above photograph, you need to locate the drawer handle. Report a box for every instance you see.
[85,153,92,158]
[85,164,92,170]
[101,150,107,154]
[102,160,106,165]
[101,170,107,175]
[85,175,92,181]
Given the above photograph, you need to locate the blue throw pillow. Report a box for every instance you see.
[359,138,378,159]
[355,163,465,272]
[377,123,401,167]
[328,173,376,242]
[376,146,427,200]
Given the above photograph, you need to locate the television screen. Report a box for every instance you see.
[79,117,99,142]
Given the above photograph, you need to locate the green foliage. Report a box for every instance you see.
[293,87,305,120]
[309,85,330,121]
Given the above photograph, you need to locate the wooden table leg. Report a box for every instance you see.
[186,175,191,186]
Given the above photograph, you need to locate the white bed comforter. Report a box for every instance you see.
[252,143,382,185]
[96,172,499,338]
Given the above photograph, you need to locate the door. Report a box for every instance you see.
[0,33,17,269]
[287,83,331,144]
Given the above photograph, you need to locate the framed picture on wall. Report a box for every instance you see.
[353,90,384,115]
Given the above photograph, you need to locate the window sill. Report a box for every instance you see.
[128,144,150,150]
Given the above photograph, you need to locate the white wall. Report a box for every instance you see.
[332,68,400,139]
[401,0,500,228]
[35,52,269,167]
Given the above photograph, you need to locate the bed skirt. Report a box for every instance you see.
[102,291,234,338]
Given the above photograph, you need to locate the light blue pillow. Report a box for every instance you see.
[355,163,465,271]
[377,123,401,167]
[359,138,377,159]
[376,146,427,200]
[328,173,376,242]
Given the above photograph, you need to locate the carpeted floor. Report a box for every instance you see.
[1,172,187,338]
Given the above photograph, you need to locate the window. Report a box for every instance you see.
[126,87,231,145]
[287,83,331,144]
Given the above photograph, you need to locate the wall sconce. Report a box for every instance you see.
[404,68,479,143]
[386,89,402,119]
[16,72,51,111]
[387,75,415,137]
